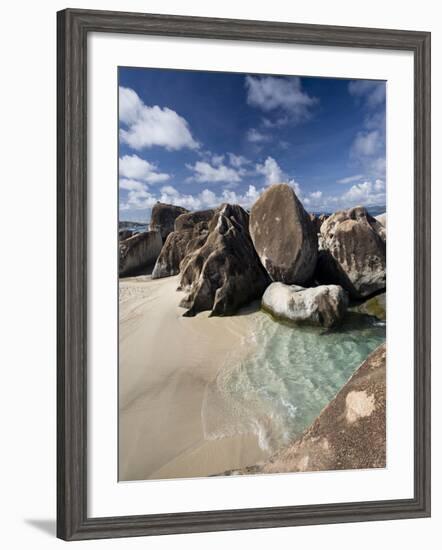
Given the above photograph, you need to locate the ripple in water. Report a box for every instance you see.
[201,312,386,454]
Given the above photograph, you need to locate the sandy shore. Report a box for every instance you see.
[119,274,269,481]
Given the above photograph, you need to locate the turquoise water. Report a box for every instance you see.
[201,311,386,454]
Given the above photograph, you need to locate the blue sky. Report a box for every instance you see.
[119,67,386,222]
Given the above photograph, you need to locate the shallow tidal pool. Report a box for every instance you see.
[202,311,386,455]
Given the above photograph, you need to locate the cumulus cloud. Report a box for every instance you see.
[337,174,364,185]
[186,160,242,184]
[245,76,317,122]
[120,183,265,214]
[347,80,386,180]
[350,129,385,179]
[119,178,147,192]
[120,184,158,211]
[341,179,385,206]
[227,153,250,168]
[119,154,170,183]
[119,86,199,151]
[351,130,381,157]
[348,80,386,108]
[246,128,270,143]
[255,156,301,195]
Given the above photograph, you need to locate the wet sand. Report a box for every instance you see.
[119,274,269,481]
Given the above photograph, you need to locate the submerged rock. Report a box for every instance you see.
[119,230,163,277]
[152,221,210,279]
[150,202,188,241]
[259,343,386,473]
[262,282,348,328]
[178,204,270,316]
[316,206,386,298]
[250,183,318,285]
[354,292,386,321]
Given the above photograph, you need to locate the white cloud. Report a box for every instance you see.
[119,178,146,192]
[245,76,317,122]
[341,179,386,206]
[119,86,143,125]
[119,86,199,151]
[119,154,170,183]
[256,156,284,185]
[120,176,386,218]
[348,80,386,108]
[160,185,179,196]
[121,183,266,214]
[262,116,289,128]
[255,156,301,195]
[337,174,364,185]
[121,186,158,211]
[246,128,270,143]
[186,160,242,183]
[351,130,380,157]
[210,154,225,166]
[227,153,250,168]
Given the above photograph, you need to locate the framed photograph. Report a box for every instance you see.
[57,8,431,541]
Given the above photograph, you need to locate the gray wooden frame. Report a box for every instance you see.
[57,8,431,541]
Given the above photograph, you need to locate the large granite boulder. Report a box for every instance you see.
[119,230,163,277]
[174,209,215,232]
[376,212,387,228]
[250,184,318,285]
[150,202,188,241]
[262,282,348,328]
[260,343,386,474]
[316,206,386,298]
[178,204,270,316]
[119,229,134,241]
[152,221,210,279]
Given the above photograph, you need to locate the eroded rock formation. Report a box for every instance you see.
[152,221,210,279]
[178,204,270,316]
[150,202,188,241]
[316,206,386,298]
[119,230,163,277]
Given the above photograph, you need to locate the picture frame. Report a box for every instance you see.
[57,8,431,541]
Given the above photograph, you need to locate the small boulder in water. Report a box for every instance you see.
[262,282,348,328]
[354,292,386,321]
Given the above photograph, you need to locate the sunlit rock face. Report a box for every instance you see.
[262,282,348,328]
[316,206,386,298]
[250,184,318,285]
[178,204,270,317]
[150,202,188,242]
[119,230,163,277]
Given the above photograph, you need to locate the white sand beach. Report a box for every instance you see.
[119,274,269,481]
